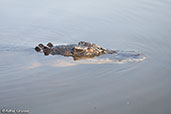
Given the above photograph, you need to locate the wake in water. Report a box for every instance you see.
[0,43,146,68]
[34,41,140,61]
[97,50,146,63]
[29,50,146,68]
[33,41,146,67]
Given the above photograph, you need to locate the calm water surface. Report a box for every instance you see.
[0,0,171,114]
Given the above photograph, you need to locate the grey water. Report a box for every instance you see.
[0,0,171,114]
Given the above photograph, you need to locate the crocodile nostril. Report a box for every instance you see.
[35,46,41,52]
[47,42,53,48]
[38,44,44,48]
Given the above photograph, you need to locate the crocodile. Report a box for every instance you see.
[35,41,118,60]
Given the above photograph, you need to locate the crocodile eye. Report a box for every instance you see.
[88,48,94,52]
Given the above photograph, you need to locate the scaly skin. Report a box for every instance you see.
[35,41,116,60]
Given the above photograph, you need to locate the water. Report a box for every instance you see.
[0,0,171,114]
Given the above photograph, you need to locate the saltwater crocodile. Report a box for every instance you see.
[35,41,141,61]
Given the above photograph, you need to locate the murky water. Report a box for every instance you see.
[0,0,171,114]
